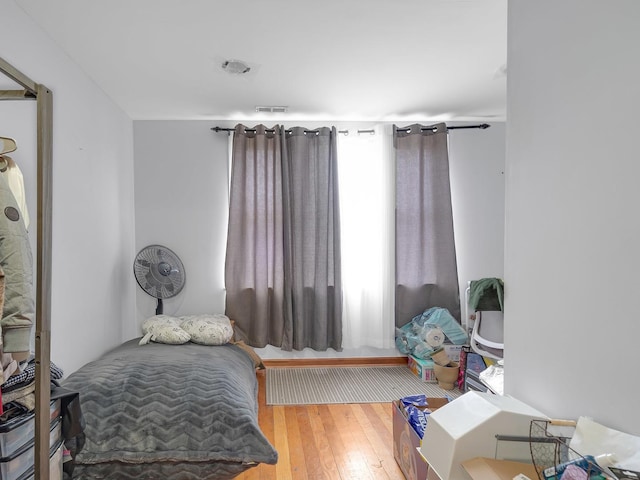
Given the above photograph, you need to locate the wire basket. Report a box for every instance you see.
[529,419,603,479]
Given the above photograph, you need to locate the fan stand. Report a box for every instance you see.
[156,298,164,315]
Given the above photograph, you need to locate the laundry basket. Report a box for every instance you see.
[529,419,602,480]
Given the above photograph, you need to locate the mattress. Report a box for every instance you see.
[62,339,277,479]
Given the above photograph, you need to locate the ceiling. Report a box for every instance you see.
[16,0,507,123]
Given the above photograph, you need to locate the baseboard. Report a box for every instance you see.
[263,356,408,368]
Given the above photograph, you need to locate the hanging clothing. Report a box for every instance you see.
[0,173,34,353]
[0,156,30,230]
[468,277,504,312]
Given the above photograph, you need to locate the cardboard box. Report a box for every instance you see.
[407,355,437,382]
[392,398,449,480]
[462,457,540,480]
[408,347,462,383]
[427,465,442,480]
[443,344,462,362]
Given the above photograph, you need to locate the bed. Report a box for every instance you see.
[62,337,278,479]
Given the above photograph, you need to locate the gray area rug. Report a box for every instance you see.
[266,366,462,405]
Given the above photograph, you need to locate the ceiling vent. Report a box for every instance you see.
[255,106,288,113]
[221,59,251,74]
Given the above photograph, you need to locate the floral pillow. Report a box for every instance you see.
[139,315,191,345]
[179,314,234,346]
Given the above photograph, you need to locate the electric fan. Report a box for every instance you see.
[133,245,185,315]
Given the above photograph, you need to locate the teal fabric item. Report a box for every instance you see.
[395,307,468,359]
[468,278,504,312]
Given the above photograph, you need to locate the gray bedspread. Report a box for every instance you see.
[62,339,277,479]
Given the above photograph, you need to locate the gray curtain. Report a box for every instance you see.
[394,123,460,327]
[225,125,286,347]
[225,125,342,351]
[282,127,342,351]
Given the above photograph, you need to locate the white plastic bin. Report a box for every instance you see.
[420,391,548,480]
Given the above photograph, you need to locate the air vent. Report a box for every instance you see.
[221,59,251,74]
[255,106,288,113]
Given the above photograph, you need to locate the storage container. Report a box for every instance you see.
[16,440,64,480]
[0,418,62,480]
[0,400,61,458]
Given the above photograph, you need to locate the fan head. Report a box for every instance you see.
[134,245,185,300]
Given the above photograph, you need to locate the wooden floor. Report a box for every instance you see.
[235,369,407,480]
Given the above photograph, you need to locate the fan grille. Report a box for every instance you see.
[134,245,185,299]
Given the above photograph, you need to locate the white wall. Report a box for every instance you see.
[133,121,230,325]
[506,0,640,434]
[133,120,506,357]
[0,0,136,374]
[449,123,506,320]
[1,0,506,369]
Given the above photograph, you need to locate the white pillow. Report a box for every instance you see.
[179,314,234,346]
[139,314,191,345]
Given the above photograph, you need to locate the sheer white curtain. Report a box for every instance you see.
[337,125,395,349]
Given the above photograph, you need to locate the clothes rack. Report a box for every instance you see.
[0,56,53,480]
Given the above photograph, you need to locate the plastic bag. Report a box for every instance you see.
[395,307,468,359]
[406,405,431,439]
[395,327,411,354]
[479,360,504,395]
[401,394,428,408]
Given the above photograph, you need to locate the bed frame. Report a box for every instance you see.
[0,56,53,480]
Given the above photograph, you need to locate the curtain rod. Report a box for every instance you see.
[211,123,490,135]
